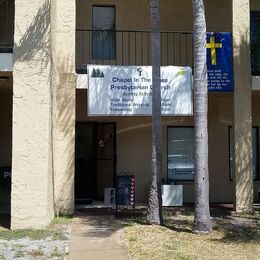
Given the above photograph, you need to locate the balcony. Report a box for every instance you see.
[76,30,193,73]
[76,29,260,78]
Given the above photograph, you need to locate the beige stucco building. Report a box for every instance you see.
[0,0,260,229]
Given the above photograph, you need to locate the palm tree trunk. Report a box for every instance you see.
[146,0,163,225]
[192,0,212,233]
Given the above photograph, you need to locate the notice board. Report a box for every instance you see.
[87,65,193,116]
[116,175,135,207]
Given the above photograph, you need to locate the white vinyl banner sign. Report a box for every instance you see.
[88,65,193,116]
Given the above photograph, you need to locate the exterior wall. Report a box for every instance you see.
[76,0,232,31]
[11,0,76,228]
[51,0,76,216]
[251,0,260,10]
[6,0,260,230]
[11,0,54,229]
[233,0,254,212]
[76,90,260,203]
[76,0,232,68]
[209,92,260,204]
[75,0,260,204]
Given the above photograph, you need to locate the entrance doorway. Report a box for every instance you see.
[75,122,116,204]
[0,76,12,228]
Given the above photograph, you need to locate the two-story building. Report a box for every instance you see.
[0,0,260,229]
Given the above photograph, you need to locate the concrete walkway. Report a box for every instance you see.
[67,214,129,260]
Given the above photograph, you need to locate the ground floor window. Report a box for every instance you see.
[229,127,259,180]
[167,127,194,181]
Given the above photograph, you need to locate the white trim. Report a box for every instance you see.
[252,76,260,90]
[76,74,88,89]
[0,53,13,71]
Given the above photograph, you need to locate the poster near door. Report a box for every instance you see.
[75,122,116,204]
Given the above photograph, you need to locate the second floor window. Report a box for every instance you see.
[251,12,260,75]
[0,0,14,48]
[92,6,116,60]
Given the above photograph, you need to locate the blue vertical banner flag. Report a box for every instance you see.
[206,32,233,91]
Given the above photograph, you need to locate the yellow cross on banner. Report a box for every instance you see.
[206,36,222,65]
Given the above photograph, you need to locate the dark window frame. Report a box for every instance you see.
[0,0,14,50]
[92,5,116,60]
[167,126,195,182]
[250,12,260,76]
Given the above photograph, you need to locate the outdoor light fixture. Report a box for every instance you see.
[98,133,113,152]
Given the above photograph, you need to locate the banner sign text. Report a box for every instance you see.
[207,32,233,91]
[88,65,193,116]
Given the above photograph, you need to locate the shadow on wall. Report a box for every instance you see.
[50,30,76,215]
[12,0,76,216]
[232,30,255,205]
[53,67,75,215]
[13,1,50,66]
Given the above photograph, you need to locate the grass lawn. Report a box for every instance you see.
[0,215,72,240]
[0,215,72,259]
[122,207,260,260]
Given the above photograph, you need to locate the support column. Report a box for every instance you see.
[232,0,254,213]
[11,0,54,229]
[51,0,76,215]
